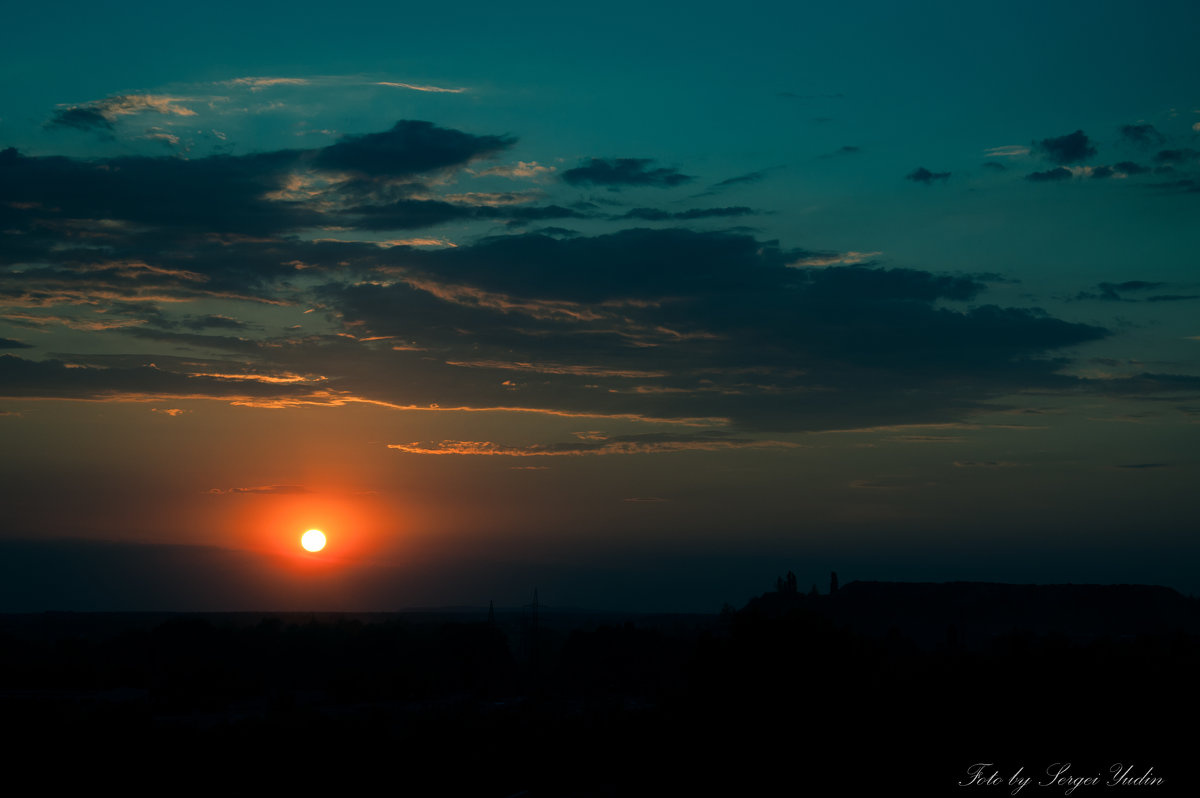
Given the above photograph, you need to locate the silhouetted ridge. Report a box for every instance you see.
[748,579,1197,649]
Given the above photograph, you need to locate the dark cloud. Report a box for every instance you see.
[181,314,250,331]
[309,228,1111,431]
[820,146,862,159]
[6,124,1180,437]
[1119,123,1164,148]
[1144,294,1199,302]
[344,199,586,230]
[1153,148,1199,165]
[1089,163,1156,179]
[617,207,756,222]
[343,198,478,230]
[45,106,114,134]
[0,145,313,236]
[562,158,692,188]
[981,161,1008,172]
[312,120,514,177]
[0,337,32,349]
[1113,161,1149,175]
[1026,167,1073,182]
[1033,130,1096,164]
[1074,281,1181,302]
[712,169,773,189]
[905,167,950,185]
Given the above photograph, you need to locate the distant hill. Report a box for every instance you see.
[746,580,1199,649]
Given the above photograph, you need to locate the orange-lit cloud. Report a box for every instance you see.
[472,161,557,179]
[376,81,467,93]
[445,360,668,378]
[787,251,882,268]
[387,433,801,456]
[224,77,312,89]
[208,484,313,495]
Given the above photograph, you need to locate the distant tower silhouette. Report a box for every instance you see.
[830,571,839,595]
[785,571,797,594]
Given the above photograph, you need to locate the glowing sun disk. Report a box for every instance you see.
[301,528,327,552]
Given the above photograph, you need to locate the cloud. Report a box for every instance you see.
[981,161,1008,172]
[905,167,950,185]
[1025,167,1073,182]
[45,106,113,133]
[0,337,32,349]
[711,169,773,190]
[787,251,882,268]
[181,314,250,331]
[8,119,1178,438]
[1033,130,1096,164]
[1153,148,1199,165]
[313,120,514,177]
[616,206,756,222]
[820,145,862,159]
[1119,123,1164,148]
[47,94,198,132]
[376,82,467,93]
[984,145,1030,158]
[1112,161,1150,175]
[0,354,328,403]
[225,77,311,89]
[1073,281,1196,302]
[473,161,556,179]
[313,228,1112,431]
[387,431,802,456]
[562,158,692,188]
[207,484,313,494]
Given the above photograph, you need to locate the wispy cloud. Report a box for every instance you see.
[473,161,557,179]
[376,81,467,93]
[48,94,198,131]
[224,77,312,89]
[208,484,312,495]
[984,145,1030,158]
[787,251,882,268]
[387,432,802,456]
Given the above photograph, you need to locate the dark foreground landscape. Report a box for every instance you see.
[3,578,1196,795]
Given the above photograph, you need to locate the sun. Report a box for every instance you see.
[301,528,327,552]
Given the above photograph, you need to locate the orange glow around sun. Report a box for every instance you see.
[224,489,393,567]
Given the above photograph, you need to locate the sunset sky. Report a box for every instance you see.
[2,1,1199,611]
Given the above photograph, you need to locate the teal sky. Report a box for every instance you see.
[1,1,1198,610]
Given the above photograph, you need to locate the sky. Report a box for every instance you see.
[1,0,1199,611]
